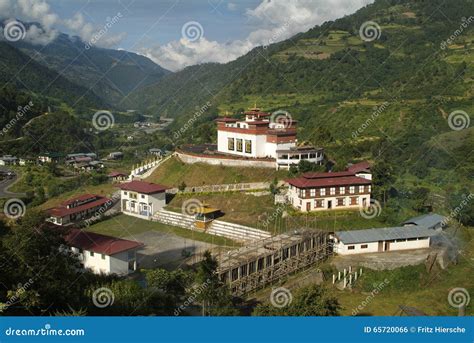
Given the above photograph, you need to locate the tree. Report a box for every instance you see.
[195,251,238,316]
[253,285,341,316]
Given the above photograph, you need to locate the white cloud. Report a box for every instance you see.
[141,0,374,71]
[0,0,125,47]
[227,2,237,11]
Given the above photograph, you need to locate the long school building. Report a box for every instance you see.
[286,171,371,212]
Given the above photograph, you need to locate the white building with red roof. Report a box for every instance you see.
[216,107,323,170]
[118,180,168,219]
[47,194,112,226]
[65,229,143,275]
[286,164,372,212]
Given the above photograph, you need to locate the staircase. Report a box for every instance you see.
[207,220,271,243]
[152,210,271,243]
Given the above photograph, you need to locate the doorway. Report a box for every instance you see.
[327,200,332,209]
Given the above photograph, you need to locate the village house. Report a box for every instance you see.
[47,194,112,226]
[108,151,124,160]
[119,180,168,219]
[38,152,62,163]
[332,226,436,255]
[402,213,446,231]
[216,107,323,169]
[149,148,164,157]
[0,155,18,166]
[286,170,372,212]
[108,171,129,183]
[65,229,143,275]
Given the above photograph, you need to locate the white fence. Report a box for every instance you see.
[129,154,174,180]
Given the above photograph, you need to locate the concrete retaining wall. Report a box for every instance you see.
[176,151,275,169]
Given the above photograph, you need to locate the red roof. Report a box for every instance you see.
[302,171,355,179]
[347,161,371,173]
[65,229,143,255]
[215,117,238,123]
[118,180,168,194]
[62,194,98,206]
[287,175,371,189]
[108,171,128,177]
[49,195,111,217]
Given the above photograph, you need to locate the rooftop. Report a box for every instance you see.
[287,175,371,188]
[49,195,111,217]
[65,229,143,256]
[334,226,437,244]
[347,161,371,173]
[402,213,446,229]
[118,180,168,194]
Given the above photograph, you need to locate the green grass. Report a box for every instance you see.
[86,214,239,247]
[146,156,287,187]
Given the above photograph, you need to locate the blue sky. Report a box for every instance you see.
[1,0,374,70]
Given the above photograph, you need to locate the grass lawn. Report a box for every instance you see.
[168,192,395,234]
[86,214,239,247]
[146,156,287,188]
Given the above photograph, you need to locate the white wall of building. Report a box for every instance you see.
[217,130,269,158]
[121,190,166,219]
[72,247,137,275]
[287,186,371,212]
[334,237,430,255]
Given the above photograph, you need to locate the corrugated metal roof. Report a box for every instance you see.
[402,213,446,229]
[335,226,436,244]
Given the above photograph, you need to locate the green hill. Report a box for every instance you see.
[129,0,473,212]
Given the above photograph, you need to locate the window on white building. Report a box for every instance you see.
[228,138,235,151]
[245,140,252,154]
[359,185,364,193]
[361,244,368,249]
[320,188,326,196]
[302,190,306,197]
[349,186,355,194]
[348,246,355,250]
[101,254,106,260]
[368,185,371,193]
[236,139,243,152]
[90,251,94,257]
[310,189,316,197]
[330,187,335,195]
[339,187,345,195]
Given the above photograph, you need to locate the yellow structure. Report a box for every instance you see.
[192,204,220,230]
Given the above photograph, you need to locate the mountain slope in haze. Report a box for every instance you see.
[0,41,106,109]
[11,31,170,107]
[129,0,473,204]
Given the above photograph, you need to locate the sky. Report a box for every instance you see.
[0,0,374,71]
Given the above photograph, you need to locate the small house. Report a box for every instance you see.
[402,213,446,231]
[108,171,128,183]
[119,180,168,219]
[0,155,18,166]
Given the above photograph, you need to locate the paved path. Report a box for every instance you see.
[0,168,26,198]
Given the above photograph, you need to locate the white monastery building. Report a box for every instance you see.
[286,163,372,212]
[119,180,168,219]
[332,226,436,255]
[65,229,143,275]
[216,107,323,169]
